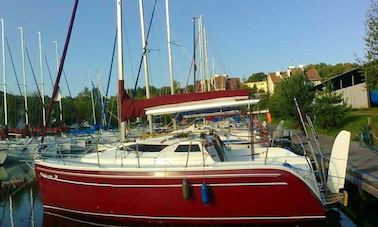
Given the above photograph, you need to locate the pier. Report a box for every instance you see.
[318,135,378,198]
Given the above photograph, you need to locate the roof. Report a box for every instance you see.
[289,68,304,76]
[268,72,277,77]
[280,71,288,77]
[305,68,321,81]
[269,75,281,83]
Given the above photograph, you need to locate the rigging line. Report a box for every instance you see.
[24,44,43,100]
[132,0,158,97]
[62,69,72,98]
[124,24,135,88]
[46,53,80,124]
[43,53,54,87]
[184,34,200,92]
[107,97,115,129]
[5,35,23,97]
[100,29,117,129]
[42,0,79,142]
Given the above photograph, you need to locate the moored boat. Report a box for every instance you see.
[35,127,351,224]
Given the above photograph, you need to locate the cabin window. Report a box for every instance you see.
[174,145,201,152]
[126,144,168,152]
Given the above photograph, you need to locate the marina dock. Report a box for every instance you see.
[318,134,378,198]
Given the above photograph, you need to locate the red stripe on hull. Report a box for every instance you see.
[35,164,325,224]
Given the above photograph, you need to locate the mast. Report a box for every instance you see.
[116,0,126,140]
[165,0,174,95]
[53,41,64,125]
[139,0,153,134]
[203,28,211,91]
[98,71,106,128]
[192,17,196,91]
[18,27,29,126]
[38,32,46,127]
[89,71,96,126]
[198,16,204,92]
[165,0,177,130]
[1,19,7,126]
[212,57,216,76]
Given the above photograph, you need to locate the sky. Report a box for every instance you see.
[0,0,371,97]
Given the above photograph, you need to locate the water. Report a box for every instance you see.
[0,162,374,227]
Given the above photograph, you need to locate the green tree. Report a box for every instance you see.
[312,86,351,129]
[364,60,378,90]
[246,72,267,82]
[365,0,378,62]
[305,63,357,79]
[269,73,315,124]
[363,0,378,89]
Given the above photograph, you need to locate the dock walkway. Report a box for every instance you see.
[317,134,378,198]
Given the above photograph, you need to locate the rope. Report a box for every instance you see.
[24,45,43,100]
[5,36,23,96]
[42,0,79,142]
[43,53,55,86]
[45,52,80,124]
[62,70,72,98]
[184,34,199,93]
[132,0,157,97]
[100,29,117,129]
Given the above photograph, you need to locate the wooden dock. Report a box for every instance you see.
[317,134,378,198]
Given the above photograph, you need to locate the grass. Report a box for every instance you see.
[271,108,378,142]
[323,108,378,142]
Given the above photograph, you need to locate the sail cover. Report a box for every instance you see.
[119,80,251,122]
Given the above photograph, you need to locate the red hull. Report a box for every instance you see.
[35,163,325,224]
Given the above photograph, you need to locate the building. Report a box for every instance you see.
[211,74,228,91]
[305,68,322,86]
[244,80,268,93]
[194,74,242,92]
[267,65,321,94]
[314,68,368,108]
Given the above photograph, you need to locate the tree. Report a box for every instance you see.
[363,0,378,89]
[269,73,315,124]
[312,85,351,129]
[364,60,378,90]
[365,0,378,62]
[245,72,267,82]
[305,63,357,79]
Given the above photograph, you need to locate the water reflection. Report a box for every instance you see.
[0,162,42,227]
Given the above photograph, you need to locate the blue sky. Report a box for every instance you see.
[0,0,370,96]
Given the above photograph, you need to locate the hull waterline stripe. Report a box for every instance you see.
[36,166,281,179]
[40,174,288,187]
[44,205,326,221]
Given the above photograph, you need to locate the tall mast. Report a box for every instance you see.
[212,57,216,76]
[192,17,196,91]
[139,0,152,134]
[88,70,96,126]
[203,28,211,91]
[53,41,64,125]
[198,16,204,92]
[116,0,126,140]
[18,27,29,126]
[38,32,46,127]
[165,0,174,95]
[98,71,106,128]
[1,19,7,126]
